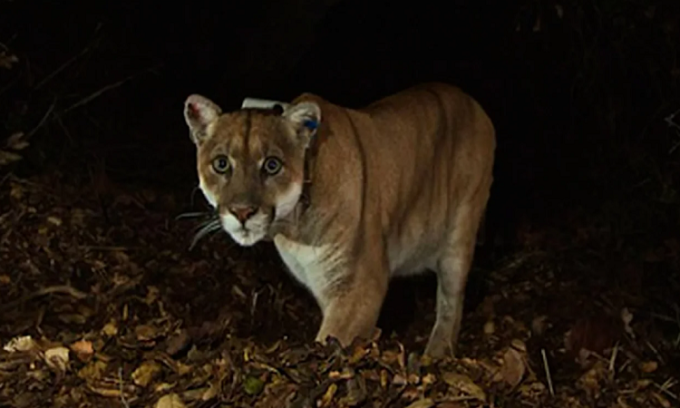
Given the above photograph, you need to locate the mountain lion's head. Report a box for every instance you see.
[183,94,320,246]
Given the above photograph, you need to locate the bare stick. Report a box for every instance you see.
[646,340,665,365]
[118,367,130,408]
[665,108,680,131]
[608,343,618,375]
[34,23,102,90]
[59,75,134,116]
[0,284,88,313]
[541,348,555,397]
[27,100,56,138]
[59,63,162,116]
[654,378,679,401]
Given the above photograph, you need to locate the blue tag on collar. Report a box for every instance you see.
[303,119,318,130]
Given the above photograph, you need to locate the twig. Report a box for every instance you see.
[646,340,665,365]
[118,367,130,408]
[666,108,680,154]
[59,75,134,116]
[654,378,679,401]
[26,100,56,138]
[666,108,680,131]
[79,245,137,252]
[34,23,102,90]
[0,172,11,189]
[59,64,162,117]
[541,348,555,397]
[35,47,89,91]
[0,284,88,313]
[608,343,619,375]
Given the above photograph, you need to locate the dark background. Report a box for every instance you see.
[1,0,679,258]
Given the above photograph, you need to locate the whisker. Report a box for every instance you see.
[192,214,219,231]
[175,211,211,221]
[189,219,222,251]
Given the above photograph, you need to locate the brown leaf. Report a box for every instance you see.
[651,392,671,408]
[497,347,526,387]
[5,132,28,151]
[155,393,187,408]
[565,315,622,357]
[0,149,23,166]
[343,374,367,406]
[436,403,466,408]
[101,320,119,337]
[3,335,38,353]
[44,347,70,372]
[165,329,191,356]
[405,398,435,408]
[576,360,606,399]
[70,340,94,361]
[317,383,337,407]
[0,52,18,69]
[639,361,658,373]
[77,360,108,381]
[136,324,161,341]
[441,372,486,402]
[132,360,163,387]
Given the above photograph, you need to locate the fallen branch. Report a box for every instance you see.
[59,63,162,117]
[34,23,102,90]
[541,348,555,397]
[0,284,88,313]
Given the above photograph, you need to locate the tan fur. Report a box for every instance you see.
[183,83,496,358]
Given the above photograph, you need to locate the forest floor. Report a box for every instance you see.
[1,130,679,408]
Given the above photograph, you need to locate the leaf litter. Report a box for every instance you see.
[0,171,678,408]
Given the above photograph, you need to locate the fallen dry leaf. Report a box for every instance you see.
[576,360,606,399]
[156,393,187,408]
[3,335,38,353]
[101,320,119,337]
[497,346,526,387]
[44,346,70,371]
[70,339,94,361]
[436,403,465,408]
[136,324,161,341]
[132,360,163,387]
[0,52,18,69]
[405,398,435,408]
[531,315,549,336]
[77,360,108,381]
[441,372,486,402]
[650,391,671,408]
[0,149,23,166]
[5,132,29,151]
[639,361,658,373]
[318,382,338,407]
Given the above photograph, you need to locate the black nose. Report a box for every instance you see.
[229,205,258,223]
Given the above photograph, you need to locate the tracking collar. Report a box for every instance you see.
[241,97,318,215]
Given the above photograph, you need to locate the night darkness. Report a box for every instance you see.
[1,0,680,406]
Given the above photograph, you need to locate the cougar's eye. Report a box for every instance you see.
[262,156,283,176]
[212,155,231,174]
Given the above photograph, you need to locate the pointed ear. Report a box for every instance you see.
[282,101,321,147]
[184,94,223,145]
